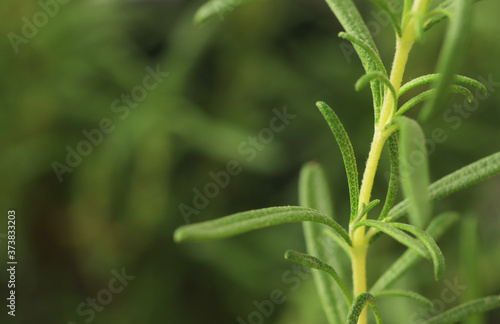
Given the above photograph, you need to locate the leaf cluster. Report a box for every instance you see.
[175,0,500,322]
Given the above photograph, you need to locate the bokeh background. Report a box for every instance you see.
[1,0,500,323]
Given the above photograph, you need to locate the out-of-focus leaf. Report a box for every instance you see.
[387,151,500,222]
[373,290,433,308]
[460,216,482,324]
[194,0,262,25]
[426,296,500,324]
[299,162,346,324]
[379,134,399,220]
[395,116,431,228]
[419,0,475,121]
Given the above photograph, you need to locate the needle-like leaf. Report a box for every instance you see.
[323,229,351,258]
[426,296,500,324]
[367,0,402,37]
[338,32,387,76]
[325,0,383,108]
[399,74,486,97]
[395,85,473,117]
[406,11,424,41]
[174,206,352,245]
[194,0,262,25]
[285,250,352,305]
[395,117,431,228]
[387,151,500,223]
[347,292,383,324]
[370,212,459,293]
[316,101,359,221]
[373,290,433,308]
[299,162,334,217]
[390,222,445,280]
[424,0,484,32]
[359,200,380,220]
[356,71,397,115]
[299,162,347,324]
[460,216,482,324]
[423,0,454,32]
[379,134,399,220]
[419,0,475,121]
[351,200,381,227]
[424,9,451,32]
[353,219,429,258]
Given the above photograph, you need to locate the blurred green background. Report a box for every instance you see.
[0,0,499,323]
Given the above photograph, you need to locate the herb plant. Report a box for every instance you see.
[174,0,500,323]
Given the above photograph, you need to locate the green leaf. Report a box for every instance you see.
[323,228,351,257]
[373,290,433,308]
[424,9,451,32]
[395,85,473,117]
[394,116,431,228]
[316,101,359,221]
[354,220,429,258]
[403,0,412,18]
[423,0,454,32]
[389,222,445,280]
[174,206,352,245]
[379,134,399,220]
[424,0,483,32]
[419,0,475,121]
[367,0,402,37]
[355,71,397,117]
[351,200,381,230]
[399,74,486,97]
[370,212,459,293]
[363,200,381,215]
[355,72,396,100]
[299,162,334,217]
[387,151,500,223]
[284,250,352,305]
[426,296,500,324]
[406,11,424,41]
[325,0,383,109]
[194,0,262,25]
[347,292,383,324]
[352,200,381,225]
[460,216,482,324]
[338,32,387,76]
[299,162,347,324]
